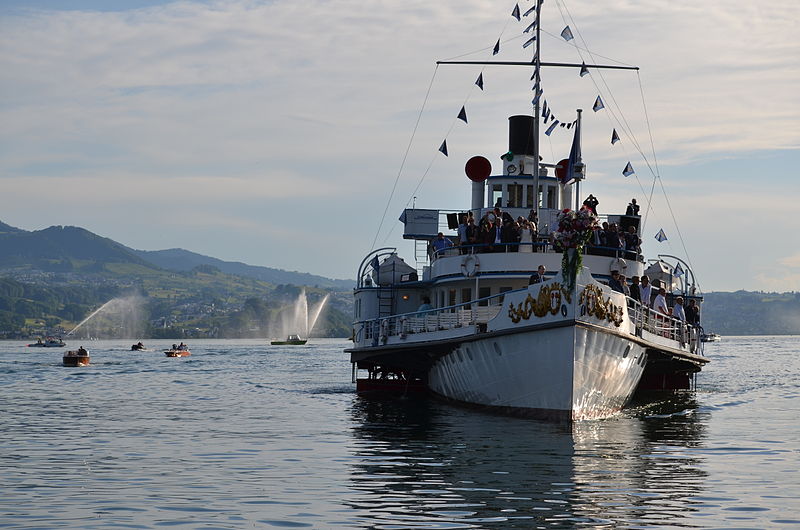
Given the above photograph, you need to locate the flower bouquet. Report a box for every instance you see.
[554,207,598,289]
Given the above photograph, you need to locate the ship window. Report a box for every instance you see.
[491,184,502,208]
[478,287,491,306]
[547,186,557,209]
[448,289,457,312]
[508,184,523,208]
[461,288,472,305]
[526,185,534,208]
[538,184,544,208]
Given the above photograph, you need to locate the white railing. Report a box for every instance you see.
[358,292,507,345]
[627,298,700,353]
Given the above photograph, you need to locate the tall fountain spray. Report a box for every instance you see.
[67,295,146,339]
[273,290,329,338]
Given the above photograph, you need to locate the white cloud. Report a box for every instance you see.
[0,0,798,284]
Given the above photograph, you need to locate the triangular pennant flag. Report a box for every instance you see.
[566,122,572,129]
[493,39,500,55]
[457,106,468,124]
[524,20,536,33]
[593,95,604,112]
[523,6,536,17]
[580,62,589,77]
[674,263,684,278]
[655,228,668,242]
[530,65,539,80]
[623,161,634,176]
[611,129,620,145]
[439,140,448,157]
[560,122,566,128]
[523,36,537,48]
[545,120,559,136]
[475,73,484,90]
[542,100,548,116]
[511,4,520,21]
[560,26,574,41]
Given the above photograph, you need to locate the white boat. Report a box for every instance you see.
[700,332,721,342]
[345,4,709,421]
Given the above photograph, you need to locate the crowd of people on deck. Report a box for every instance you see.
[430,197,643,259]
[607,270,700,326]
[431,208,542,258]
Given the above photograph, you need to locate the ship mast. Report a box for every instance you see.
[532,0,543,221]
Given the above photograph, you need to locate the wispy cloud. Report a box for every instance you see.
[0,0,798,284]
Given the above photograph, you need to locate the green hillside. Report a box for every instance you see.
[0,220,353,339]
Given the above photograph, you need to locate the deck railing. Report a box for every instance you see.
[356,285,700,355]
[359,292,506,344]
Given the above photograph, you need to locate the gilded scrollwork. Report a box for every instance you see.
[507,282,572,323]
[579,284,624,327]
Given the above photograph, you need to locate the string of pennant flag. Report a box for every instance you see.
[437,0,634,180]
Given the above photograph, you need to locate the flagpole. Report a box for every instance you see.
[574,108,582,211]
[533,0,542,222]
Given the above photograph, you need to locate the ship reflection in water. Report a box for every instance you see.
[346,395,707,528]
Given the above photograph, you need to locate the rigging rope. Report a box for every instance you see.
[369,65,439,253]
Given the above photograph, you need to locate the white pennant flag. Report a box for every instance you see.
[655,229,668,242]
[611,129,620,145]
[560,26,574,41]
[593,95,604,112]
[511,4,521,21]
[580,62,589,77]
[673,263,684,278]
[524,20,536,33]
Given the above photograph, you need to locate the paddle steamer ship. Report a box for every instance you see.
[345,4,708,421]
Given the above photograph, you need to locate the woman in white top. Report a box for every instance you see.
[519,219,534,253]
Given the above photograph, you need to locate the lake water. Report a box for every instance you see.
[1,337,798,528]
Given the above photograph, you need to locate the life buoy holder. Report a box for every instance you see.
[611,257,627,274]
[461,254,480,277]
[379,319,389,343]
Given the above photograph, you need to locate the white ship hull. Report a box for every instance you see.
[427,324,646,421]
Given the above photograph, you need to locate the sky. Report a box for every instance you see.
[1,0,798,292]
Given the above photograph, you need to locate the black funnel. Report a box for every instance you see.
[508,115,535,156]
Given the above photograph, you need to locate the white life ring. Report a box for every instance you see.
[461,254,480,277]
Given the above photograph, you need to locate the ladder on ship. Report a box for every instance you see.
[414,239,429,277]
[378,287,394,317]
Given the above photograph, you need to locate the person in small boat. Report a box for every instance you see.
[172,343,178,351]
[177,342,187,350]
[77,346,88,356]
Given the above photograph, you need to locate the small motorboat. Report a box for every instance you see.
[63,348,90,367]
[165,343,191,357]
[29,337,66,348]
[701,332,721,342]
[271,334,308,345]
